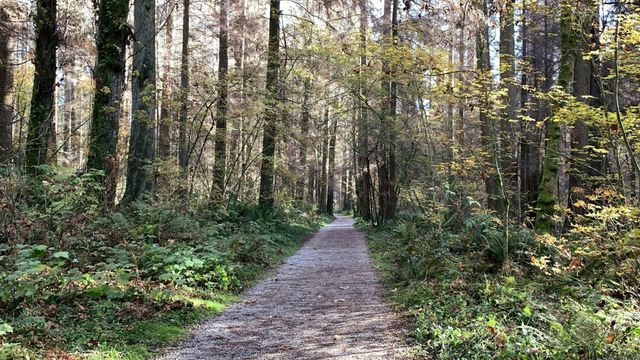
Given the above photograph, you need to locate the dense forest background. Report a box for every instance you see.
[1,0,640,358]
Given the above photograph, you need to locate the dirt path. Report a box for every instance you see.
[157,215,411,359]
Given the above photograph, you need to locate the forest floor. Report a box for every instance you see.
[157,216,412,360]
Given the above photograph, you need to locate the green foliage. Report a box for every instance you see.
[0,167,328,359]
[144,244,235,291]
[365,213,640,359]
[463,213,536,264]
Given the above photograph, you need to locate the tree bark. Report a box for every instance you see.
[535,0,576,234]
[499,0,516,215]
[122,0,157,204]
[212,0,229,200]
[378,0,398,222]
[319,107,329,213]
[158,8,173,160]
[178,0,190,174]
[258,0,281,209]
[477,0,503,213]
[297,77,310,203]
[26,0,57,174]
[356,0,372,220]
[0,8,12,165]
[87,0,130,206]
[327,116,337,215]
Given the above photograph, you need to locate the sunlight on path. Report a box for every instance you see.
[157,216,411,360]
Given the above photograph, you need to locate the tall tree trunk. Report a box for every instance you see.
[522,3,550,214]
[297,77,310,203]
[535,0,576,234]
[517,0,528,220]
[158,8,173,160]
[573,0,603,191]
[499,0,516,216]
[212,0,229,200]
[26,0,57,174]
[178,0,190,174]
[378,0,398,222]
[87,0,130,206]
[237,0,248,201]
[0,8,12,165]
[457,12,466,147]
[319,107,329,213]
[258,0,281,208]
[356,0,372,220]
[62,82,74,165]
[327,117,337,215]
[477,0,503,213]
[122,0,157,204]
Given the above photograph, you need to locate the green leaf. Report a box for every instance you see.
[0,323,13,336]
[30,245,48,258]
[53,251,70,260]
[523,305,532,318]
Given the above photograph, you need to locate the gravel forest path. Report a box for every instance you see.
[157,215,411,360]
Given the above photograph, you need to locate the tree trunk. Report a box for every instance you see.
[122,0,157,204]
[158,8,173,160]
[535,0,576,234]
[178,0,190,174]
[236,0,248,201]
[258,0,281,209]
[26,0,57,174]
[0,8,12,165]
[87,0,130,206]
[516,0,528,220]
[356,0,372,220]
[477,0,502,213]
[62,83,74,166]
[319,107,329,213]
[378,0,398,222]
[212,0,229,200]
[297,77,310,203]
[327,117,337,215]
[499,0,516,216]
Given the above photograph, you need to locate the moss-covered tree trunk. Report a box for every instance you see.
[535,1,577,234]
[87,0,130,206]
[26,0,57,174]
[258,0,281,209]
[212,0,229,200]
[122,0,156,204]
[0,8,12,165]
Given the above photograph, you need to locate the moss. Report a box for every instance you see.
[535,0,577,235]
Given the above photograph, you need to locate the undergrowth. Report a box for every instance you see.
[363,207,640,359]
[0,167,331,359]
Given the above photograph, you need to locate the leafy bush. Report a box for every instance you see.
[144,244,236,291]
[463,213,537,265]
[365,215,640,359]
[0,166,329,358]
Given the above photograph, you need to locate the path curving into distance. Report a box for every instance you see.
[157,215,411,360]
